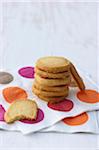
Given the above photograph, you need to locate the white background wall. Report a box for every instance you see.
[0,1,98,82]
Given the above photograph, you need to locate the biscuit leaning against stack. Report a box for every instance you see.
[32,56,85,102]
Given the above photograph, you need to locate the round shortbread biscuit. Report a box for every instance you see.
[36,95,67,102]
[4,99,38,123]
[33,81,69,92]
[70,74,78,87]
[32,85,69,97]
[35,56,85,90]
[70,63,85,90]
[33,90,67,102]
[35,67,70,79]
[36,56,70,73]
[35,74,71,86]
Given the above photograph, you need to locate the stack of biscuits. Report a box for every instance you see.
[32,56,85,102]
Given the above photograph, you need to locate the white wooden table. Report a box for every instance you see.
[0,1,98,149]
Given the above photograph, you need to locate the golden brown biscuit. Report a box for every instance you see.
[4,99,38,124]
[70,63,85,90]
[36,56,70,73]
[35,56,85,90]
[32,85,69,97]
[37,95,66,102]
[70,74,78,87]
[35,74,71,86]
[33,81,69,92]
[33,90,67,102]
[35,67,70,79]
